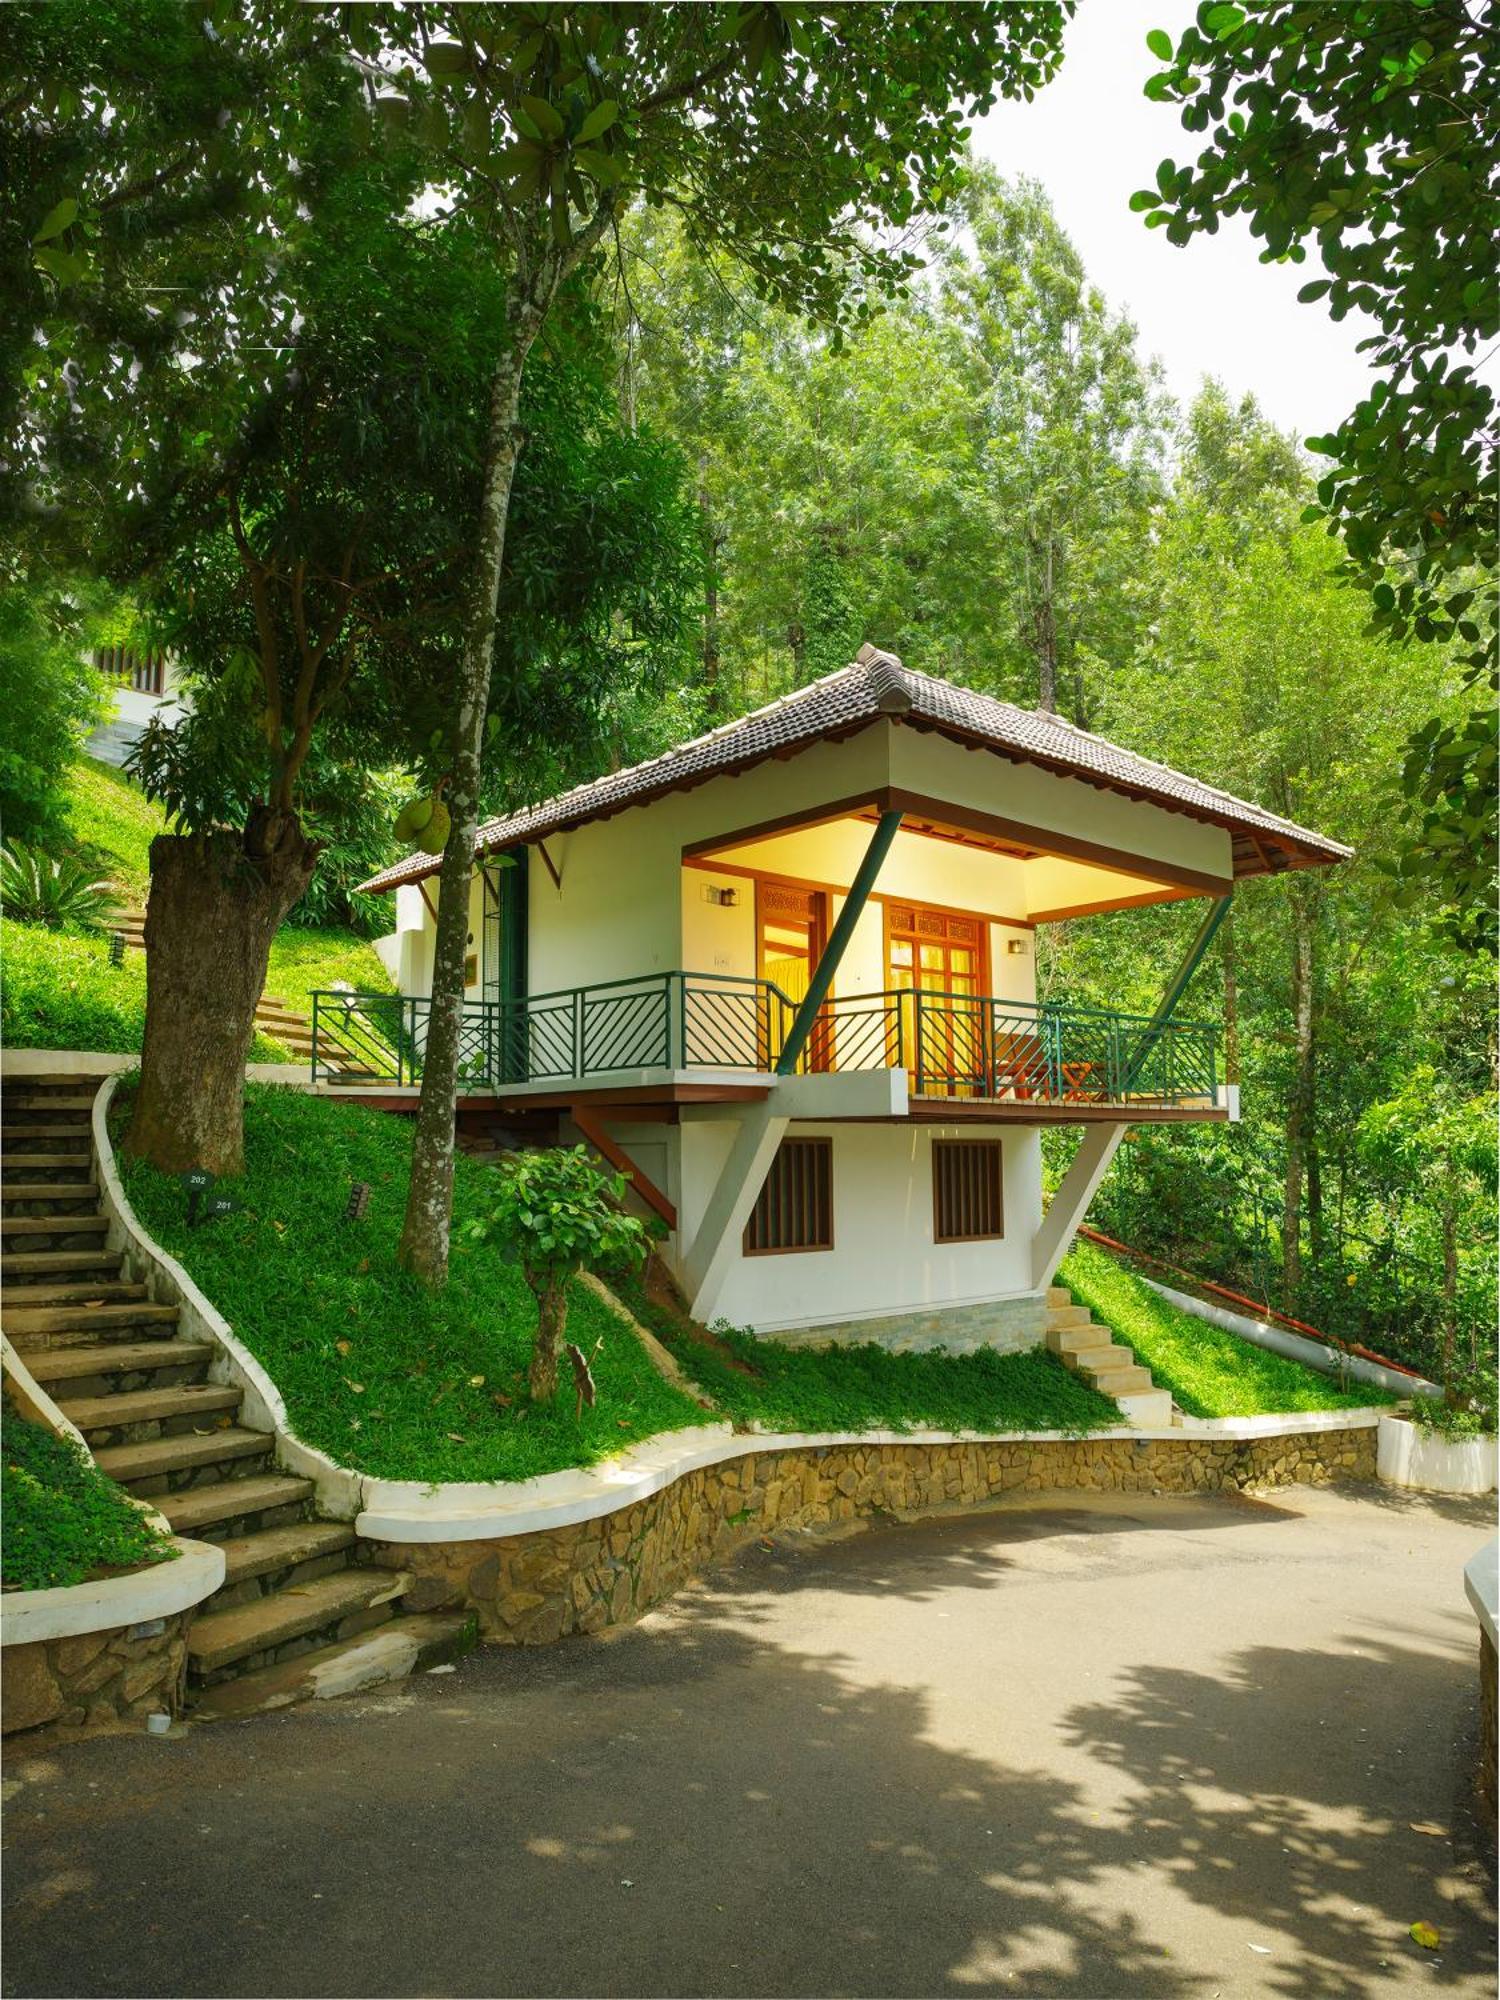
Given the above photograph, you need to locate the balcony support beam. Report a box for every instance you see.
[775,809,903,1076]
[682,1100,790,1322]
[1031,1122,1127,1293]
[1120,892,1231,1096]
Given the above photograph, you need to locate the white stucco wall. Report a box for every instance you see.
[669,1113,1042,1333]
[376,716,1234,1003]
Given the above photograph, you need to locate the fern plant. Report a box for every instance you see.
[0,842,122,932]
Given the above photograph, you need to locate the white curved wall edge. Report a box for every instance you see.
[1144,1276,1441,1400]
[1173,1407,1387,1438]
[1377,1412,1498,1494]
[94,1073,362,1519]
[355,1408,1382,1544]
[4,1333,90,1450]
[4,1049,315,1087]
[0,1536,225,1648]
[1464,1539,1498,1649]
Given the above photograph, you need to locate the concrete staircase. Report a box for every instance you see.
[1045,1284,1174,1428]
[2,1072,474,1719]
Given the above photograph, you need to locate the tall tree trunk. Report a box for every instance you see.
[1440,1200,1459,1403]
[1281,888,1315,1300]
[124,815,317,1175]
[397,318,542,1282]
[1032,536,1058,712]
[699,470,723,708]
[1221,909,1242,1084]
[529,1279,568,1401]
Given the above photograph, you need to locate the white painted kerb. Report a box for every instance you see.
[1464,1539,1498,1651]
[0,1538,225,1647]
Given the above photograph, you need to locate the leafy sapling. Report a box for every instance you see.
[462,1148,651,1403]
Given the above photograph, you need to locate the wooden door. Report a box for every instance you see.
[885,902,988,1095]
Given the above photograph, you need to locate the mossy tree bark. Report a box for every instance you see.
[528,1279,569,1402]
[123,814,317,1176]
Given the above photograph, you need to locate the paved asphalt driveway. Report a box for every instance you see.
[4,1484,1495,1999]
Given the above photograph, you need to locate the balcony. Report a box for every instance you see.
[309,972,1222,1117]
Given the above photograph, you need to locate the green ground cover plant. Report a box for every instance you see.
[613,1273,1123,1439]
[115,1084,706,1482]
[2,1396,176,1592]
[1060,1240,1392,1421]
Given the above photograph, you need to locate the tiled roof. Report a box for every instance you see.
[359,646,1350,892]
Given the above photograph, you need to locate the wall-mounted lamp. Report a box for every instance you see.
[1007,937,1030,956]
[702,883,738,907]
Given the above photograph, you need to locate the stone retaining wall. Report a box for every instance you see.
[368,1424,1376,1646]
[1,1613,189,1738]
[1480,1630,1497,1816]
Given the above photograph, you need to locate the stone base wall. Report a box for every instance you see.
[761,1295,1046,1355]
[369,1425,1377,1647]
[1480,1630,1497,1816]
[1,1615,189,1740]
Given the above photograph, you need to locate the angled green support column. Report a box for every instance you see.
[775,808,904,1076]
[1121,892,1232,1094]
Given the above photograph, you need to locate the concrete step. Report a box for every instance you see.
[1,1182,101,1206]
[0,1152,93,1175]
[189,1612,477,1719]
[0,1213,109,1236]
[1070,1344,1137,1379]
[94,1425,273,1488]
[1116,1389,1175,1428]
[1046,1286,1073,1307]
[1046,1323,1112,1358]
[1091,1365,1156,1398]
[59,1380,242,1436]
[221,1520,357,1588]
[1,1248,122,1278]
[187,1566,412,1674]
[1,1279,149,1306]
[157,1473,315,1537]
[2,1301,179,1340]
[26,1339,215,1384]
[2,1121,92,1142]
[1,1104,97,1120]
[1046,1303,1093,1330]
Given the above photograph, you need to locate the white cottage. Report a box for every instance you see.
[347,648,1347,1360]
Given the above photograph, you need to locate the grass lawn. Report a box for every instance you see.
[2,1395,177,1592]
[1060,1239,1392,1419]
[115,1084,708,1483]
[615,1272,1124,1439]
[260,925,395,1024]
[2,759,394,1057]
[65,757,165,905]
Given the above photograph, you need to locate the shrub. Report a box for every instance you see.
[1,841,122,931]
[2,1395,176,1592]
[462,1147,653,1401]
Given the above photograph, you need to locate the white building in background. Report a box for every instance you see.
[343,646,1348,1360]
[85,645,187,768]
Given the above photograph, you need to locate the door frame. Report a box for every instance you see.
[755,874,833,1071]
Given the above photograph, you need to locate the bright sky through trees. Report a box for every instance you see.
[975,0,1496,439]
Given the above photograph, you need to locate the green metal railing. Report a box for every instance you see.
[310,973,1220,1108]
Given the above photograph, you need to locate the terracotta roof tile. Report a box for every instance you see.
[359,646,1350,892]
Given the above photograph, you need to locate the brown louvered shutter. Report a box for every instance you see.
[932,1141,1003,1243]
[744,1137,833,1254]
